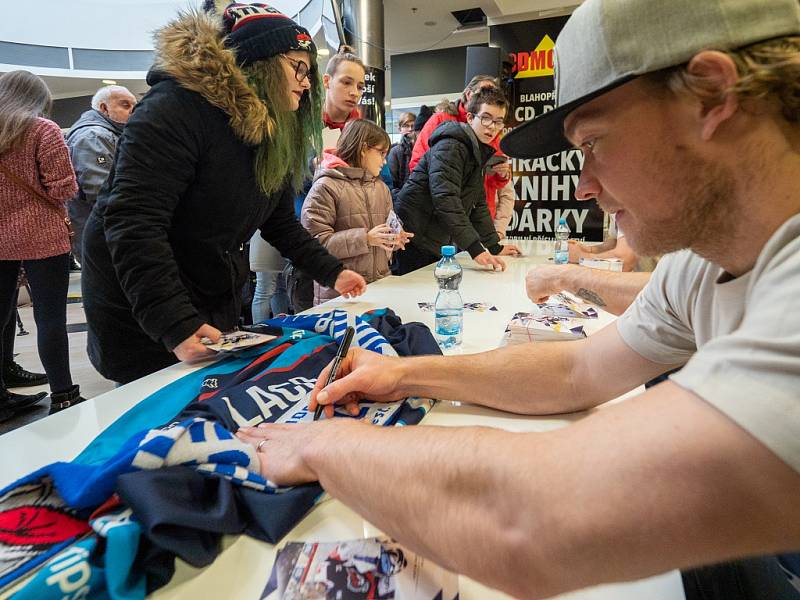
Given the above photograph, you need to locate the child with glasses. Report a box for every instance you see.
[301,120,413,305]
[394,87,521,275]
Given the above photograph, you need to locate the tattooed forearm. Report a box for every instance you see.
[576,288,607,307]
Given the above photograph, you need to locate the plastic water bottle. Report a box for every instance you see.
[554,217,570,264]
[434,245,463,348]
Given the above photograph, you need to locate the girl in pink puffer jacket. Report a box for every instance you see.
[301,119,413,305]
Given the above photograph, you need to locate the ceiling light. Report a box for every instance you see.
[318,48,330,56]
[102,79,116,85]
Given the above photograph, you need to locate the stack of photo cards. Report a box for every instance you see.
[502,312,587,345]
[261,537,459,600]
[534,291,599,319]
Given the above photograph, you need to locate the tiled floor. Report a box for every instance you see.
[1,272,115,435]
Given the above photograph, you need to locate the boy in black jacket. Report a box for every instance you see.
[394,88,520,275]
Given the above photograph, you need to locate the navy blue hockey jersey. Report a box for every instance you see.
[0,309,440,599]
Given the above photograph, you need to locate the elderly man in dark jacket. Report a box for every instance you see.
[394,88,520,275]
[66,86,136,264]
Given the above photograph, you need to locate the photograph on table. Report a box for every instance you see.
[261,537,459,600]
[503,311,586,344]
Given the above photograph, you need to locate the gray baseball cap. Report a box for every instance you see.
[500,0,800,159]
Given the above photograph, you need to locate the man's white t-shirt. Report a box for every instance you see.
[616,213,800,474]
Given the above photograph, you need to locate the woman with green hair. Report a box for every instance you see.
[81,2,366,385]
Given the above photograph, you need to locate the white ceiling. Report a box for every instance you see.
[42,76,150,100]
[384,0,580,54]
[30,0,581,98]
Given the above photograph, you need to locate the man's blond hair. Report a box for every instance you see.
[655,35,800,124]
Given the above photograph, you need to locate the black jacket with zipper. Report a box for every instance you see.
[396,121,502,259]
[386,133,414,198]
[81,11,342,383]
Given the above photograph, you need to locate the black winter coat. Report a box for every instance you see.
[82,66,342,383]
[386,134,414,198]
[396,121,502,259]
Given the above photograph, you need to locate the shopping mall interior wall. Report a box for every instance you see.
[390,45,486,98]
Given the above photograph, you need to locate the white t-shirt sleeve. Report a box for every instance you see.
[670,238,800,474]
[616,251,700,365]
[608,213,625,239]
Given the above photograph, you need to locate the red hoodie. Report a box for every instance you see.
[408,101,509,218]
[323,108,361,131]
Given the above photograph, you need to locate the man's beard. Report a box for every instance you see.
[623,146,736,259]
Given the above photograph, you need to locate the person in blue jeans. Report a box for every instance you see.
[249,235,290,322]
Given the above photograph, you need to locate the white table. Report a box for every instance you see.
[0,241,685,600]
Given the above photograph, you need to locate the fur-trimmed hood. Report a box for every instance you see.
[150,9,272,145]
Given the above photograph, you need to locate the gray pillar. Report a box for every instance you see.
[340,0,385,128]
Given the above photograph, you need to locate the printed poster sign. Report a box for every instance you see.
[359,67,386,130]
[491,17,604,241]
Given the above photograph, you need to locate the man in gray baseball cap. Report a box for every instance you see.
[501,0,800,159]
[236,1,800,598]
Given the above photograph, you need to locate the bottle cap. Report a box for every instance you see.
[558,217,567,225]
[441,245,456,257]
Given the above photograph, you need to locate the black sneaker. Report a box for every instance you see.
[0,389,48,413]
[69,254,82,272]
[3,361,48,388]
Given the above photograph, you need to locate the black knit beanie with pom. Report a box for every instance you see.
[202,1,316,65]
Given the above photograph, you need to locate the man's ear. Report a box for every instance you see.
[686,50,740,142]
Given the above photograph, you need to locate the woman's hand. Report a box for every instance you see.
[334,269,367,298]
[394,229,414,250]
[174,323,221,363]
[367,224,396,251]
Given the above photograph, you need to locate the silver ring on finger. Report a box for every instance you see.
[257,439,267,453]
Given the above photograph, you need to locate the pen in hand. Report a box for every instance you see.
[313,326,355,421]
